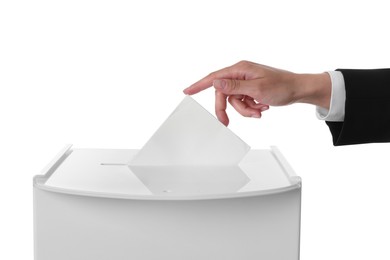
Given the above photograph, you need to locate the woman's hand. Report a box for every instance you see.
[184,60,331,126]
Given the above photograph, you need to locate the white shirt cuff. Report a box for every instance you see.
[316,71,346,122]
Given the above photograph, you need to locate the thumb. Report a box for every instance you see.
[213,79,256,96]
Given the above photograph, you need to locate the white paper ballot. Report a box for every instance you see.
[130,96,250,166]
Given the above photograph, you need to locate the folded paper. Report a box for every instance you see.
[130,96,250,166]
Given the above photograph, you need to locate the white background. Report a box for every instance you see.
[1,0,390,259]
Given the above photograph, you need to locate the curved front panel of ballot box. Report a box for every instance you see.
[33,145,301,260]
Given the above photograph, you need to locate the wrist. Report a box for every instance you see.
[293,73,331,109]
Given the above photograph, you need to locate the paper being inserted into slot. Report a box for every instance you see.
[130,96,250,166]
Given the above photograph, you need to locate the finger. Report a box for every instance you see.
[228,95,261,118]
[213,78,261,97]
[183,66,235,95]
[215,90,229,126]
[244,96,269,111]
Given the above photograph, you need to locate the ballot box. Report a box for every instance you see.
[33,97,301,259]
[33,145,301,260]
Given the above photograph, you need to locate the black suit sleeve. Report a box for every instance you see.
[326,69,390,146]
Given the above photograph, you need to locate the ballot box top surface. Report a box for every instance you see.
[34,145,301,200]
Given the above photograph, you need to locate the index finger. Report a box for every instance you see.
[183,66,233,95]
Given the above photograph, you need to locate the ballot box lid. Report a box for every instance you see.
[34,145,301,201]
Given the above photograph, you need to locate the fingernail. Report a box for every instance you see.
[213,79,226,90]
[251,113,261,118]
[260,106,269,111]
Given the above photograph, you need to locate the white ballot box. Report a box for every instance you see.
[34,97,301,259]
[33,145,301,260]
